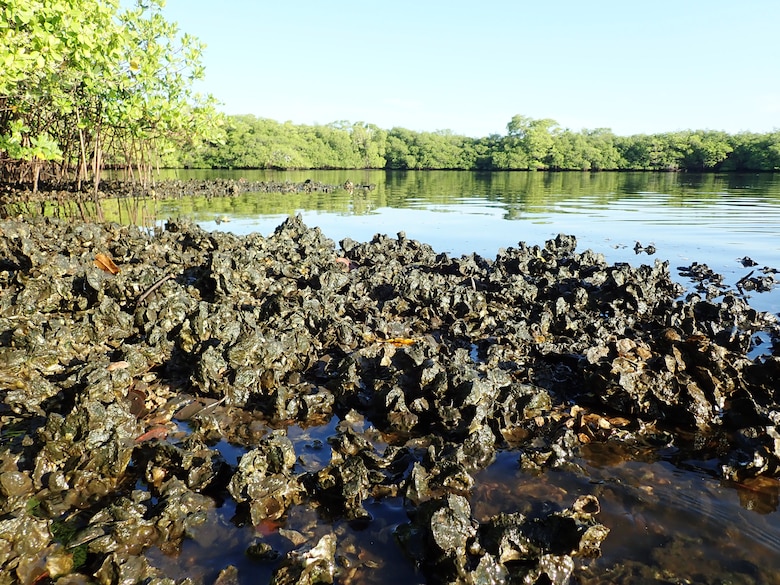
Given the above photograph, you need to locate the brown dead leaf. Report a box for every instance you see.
[383,337,418,347]
[607,416,632,427]
[127,387,148,419]
[135,425,169,443]
[94,253,120,274]
[334,257,357,271]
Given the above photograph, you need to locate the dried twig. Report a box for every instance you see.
[136,273,174,309]
[196,395,228,414]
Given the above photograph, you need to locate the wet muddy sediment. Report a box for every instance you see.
[1,215,779,584]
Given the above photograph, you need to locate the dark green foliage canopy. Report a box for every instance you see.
[178,114,780,172]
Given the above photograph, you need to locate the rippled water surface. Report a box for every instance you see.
[147,170,780,583]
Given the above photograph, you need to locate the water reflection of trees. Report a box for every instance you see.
[151,170,780,222]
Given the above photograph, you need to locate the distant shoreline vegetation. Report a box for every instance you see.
[176,114,780,173]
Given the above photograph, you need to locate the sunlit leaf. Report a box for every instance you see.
[94,253,120,274]
[383,337,418,347]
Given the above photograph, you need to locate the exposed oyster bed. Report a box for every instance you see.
[1,215,779,584]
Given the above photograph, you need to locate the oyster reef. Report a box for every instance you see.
[1,215,779,584]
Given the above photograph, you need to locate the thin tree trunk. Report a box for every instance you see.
[92,130,104,222]
[32,161,40,193]
[75,108,88,191]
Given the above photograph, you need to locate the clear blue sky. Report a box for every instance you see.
[159,0,780,137]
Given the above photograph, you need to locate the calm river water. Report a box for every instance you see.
[146,170,780,584]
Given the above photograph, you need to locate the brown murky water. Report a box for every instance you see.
[144,418,424,584]
[137,412,780,584]
[474,444,780,584]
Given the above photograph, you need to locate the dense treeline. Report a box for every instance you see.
[179,113,780,172]
[0,0,223,201]
[184,117,386,170]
